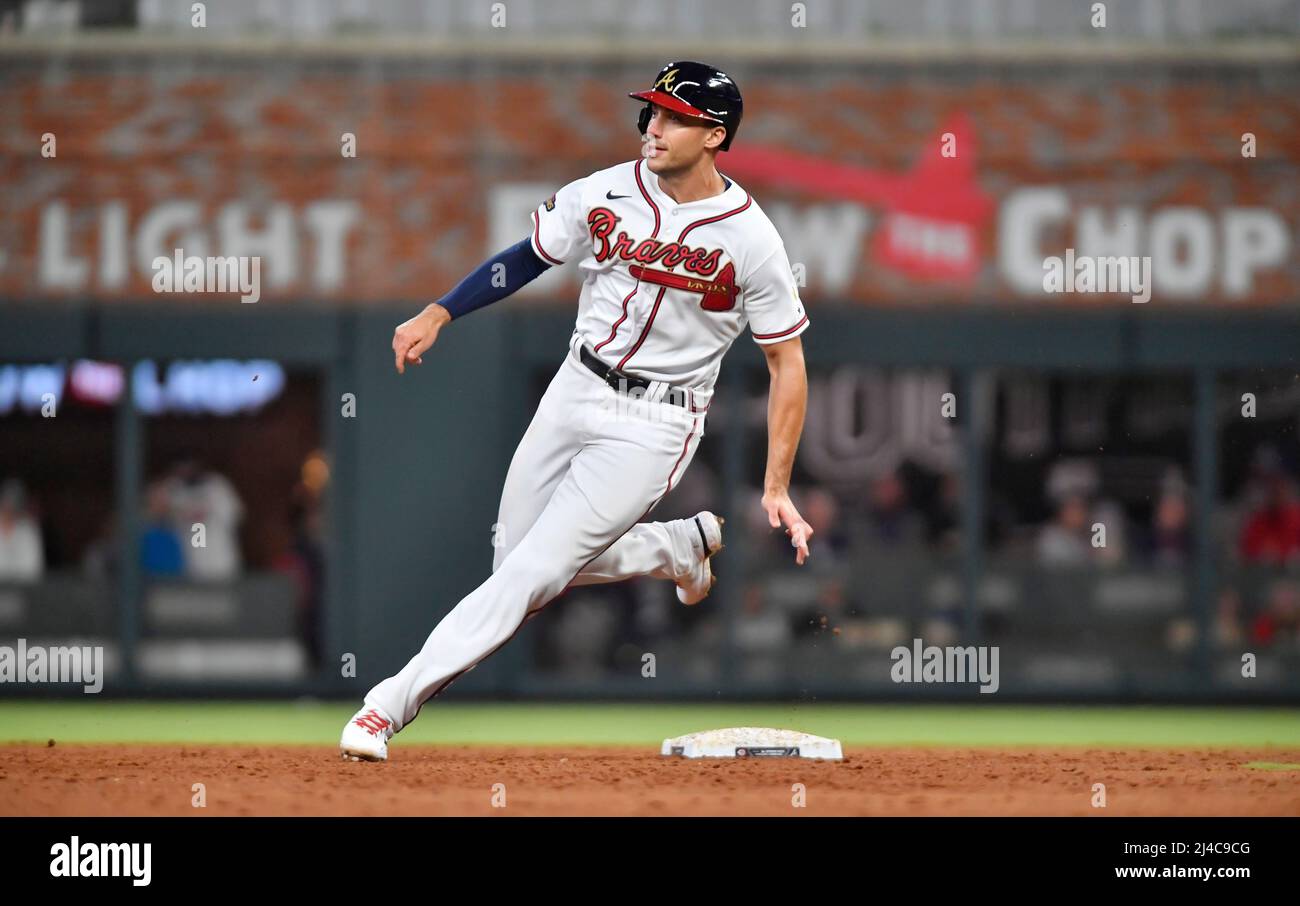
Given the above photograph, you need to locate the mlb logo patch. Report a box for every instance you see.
[544,194,556,211]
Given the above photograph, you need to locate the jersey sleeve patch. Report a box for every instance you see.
[743,244,809,346]
[531,177,588,266]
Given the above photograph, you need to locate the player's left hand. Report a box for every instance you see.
[761,490,813,565]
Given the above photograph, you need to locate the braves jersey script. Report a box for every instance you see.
[529,158,808,407]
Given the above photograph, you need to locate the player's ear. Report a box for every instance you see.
[703,125,726,151]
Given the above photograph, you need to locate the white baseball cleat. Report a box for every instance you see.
[340,706,395,762]
[676,511,724,606]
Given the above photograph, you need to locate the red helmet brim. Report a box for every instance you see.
[628,89,723,126]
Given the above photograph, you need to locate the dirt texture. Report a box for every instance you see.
[4,744,1299,817]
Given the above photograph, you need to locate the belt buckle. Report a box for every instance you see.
[607,366,632,394]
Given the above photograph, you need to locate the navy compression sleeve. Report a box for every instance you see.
[434,238,552,320]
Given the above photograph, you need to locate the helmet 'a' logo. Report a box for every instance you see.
[653,69,679,92]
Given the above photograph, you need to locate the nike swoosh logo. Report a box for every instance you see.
[606,190,631,200]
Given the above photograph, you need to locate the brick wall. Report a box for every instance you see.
[1,58,1296,305]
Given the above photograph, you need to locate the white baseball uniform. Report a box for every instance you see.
[365,158,808,731]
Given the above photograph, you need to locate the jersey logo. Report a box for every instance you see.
[543,194,556,211]
[587,208,723,277]
[605,190,630,200]
[630,261,739,311]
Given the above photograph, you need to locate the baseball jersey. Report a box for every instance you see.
[529,159,808,407]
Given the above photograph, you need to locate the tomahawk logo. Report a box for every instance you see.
[721,114,994,281]
[49,837,151,886]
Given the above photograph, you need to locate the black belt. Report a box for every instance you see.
[578,344,689,409]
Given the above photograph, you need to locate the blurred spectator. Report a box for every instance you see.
[924,469,961,551]
[1144,476,1192,567]
[1045,460,1099,503]
[857,469,925,548]
[1215,588,1245,647]
[800,487,848,563]
[1237,444,1287,513]
[1037,460,1128,566]
[1238,468,1300,565]
[924,468,1017,554]
[140,482,184,577]
[0,479,44,582]
[274,482,327,667]
[1091,498,1127,565]
[1168,587,1247,652]
[167,456,245,580]
[1250,579,1300,648]
[81,516,118,579]
[1037,494,1092,566]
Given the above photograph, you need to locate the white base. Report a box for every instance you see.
[661,727,843,760]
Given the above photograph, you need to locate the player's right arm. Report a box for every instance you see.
[392,176,589,374]
[392,239,551,373]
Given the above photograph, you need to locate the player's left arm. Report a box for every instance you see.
[743,238,813,564]
[760,336,813,565]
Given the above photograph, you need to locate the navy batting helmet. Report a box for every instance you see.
[629,61,743,151]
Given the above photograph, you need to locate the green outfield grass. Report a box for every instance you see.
[0,701,1298,748]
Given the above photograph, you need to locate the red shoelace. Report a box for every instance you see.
[353,710,391,736]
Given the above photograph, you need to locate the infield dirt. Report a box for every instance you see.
[4,744,1299,816]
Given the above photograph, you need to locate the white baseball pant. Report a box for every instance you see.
[365,339,705,732]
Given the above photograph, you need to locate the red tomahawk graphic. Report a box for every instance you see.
[720,114,993,281]
[630,262,740,311]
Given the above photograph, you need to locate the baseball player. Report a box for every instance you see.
[341,61,812,761]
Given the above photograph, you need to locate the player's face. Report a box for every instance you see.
[642,104,725,174]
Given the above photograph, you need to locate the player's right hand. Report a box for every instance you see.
[392,304,451,374]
